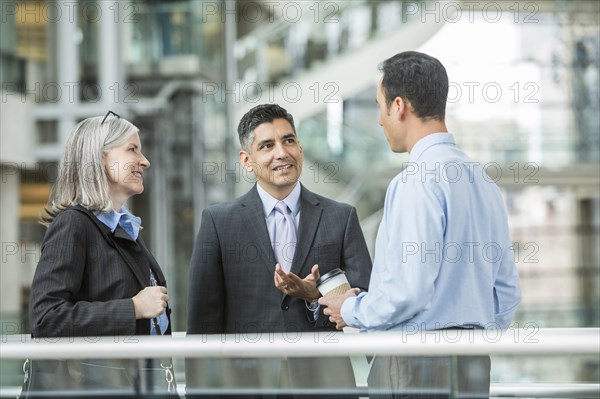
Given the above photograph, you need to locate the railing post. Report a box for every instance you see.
[449,355,459,399]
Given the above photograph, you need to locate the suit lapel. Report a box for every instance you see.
[240,186,277,275]
[72,206,148,288]
[291,186,322,277]
[110,226,151,288]
[138,235,166,286]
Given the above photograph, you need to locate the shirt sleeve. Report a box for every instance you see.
[342,177,446,330]
[493,241,522,329]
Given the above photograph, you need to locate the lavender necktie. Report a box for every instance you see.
[274,201,297,272]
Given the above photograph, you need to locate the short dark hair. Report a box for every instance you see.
[237,104,296,151]
[379,51,448,121]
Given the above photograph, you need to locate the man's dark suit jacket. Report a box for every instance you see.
[187,184,372,334]
[29,205,171,338]
[186,184,372,399]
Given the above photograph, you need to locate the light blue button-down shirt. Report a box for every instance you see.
[341,133,521,331]
[95,208,142,240]
[256,182,301,241]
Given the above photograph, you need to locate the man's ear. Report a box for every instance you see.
[240,150,256,174]
[394,96,406,121]
[240,150,250,169]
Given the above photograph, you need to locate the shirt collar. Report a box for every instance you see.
[409,133,456,162]
[95,208,142,241]
[256,182,301,217]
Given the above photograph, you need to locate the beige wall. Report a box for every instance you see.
[1,90,35,166]
[0,166,21,318]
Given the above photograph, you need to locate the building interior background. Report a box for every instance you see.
[1,0,599,394]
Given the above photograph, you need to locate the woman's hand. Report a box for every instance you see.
[132,286,169,319]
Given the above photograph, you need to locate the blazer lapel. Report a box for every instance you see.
[138,235,166,286]
[72,206,148,288]
[240,186,278,275]
[291,186,322,278]
[112,226,151,287]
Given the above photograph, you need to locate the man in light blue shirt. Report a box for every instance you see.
[319,51,521,398]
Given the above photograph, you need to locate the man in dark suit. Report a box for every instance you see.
[186,104,372,398]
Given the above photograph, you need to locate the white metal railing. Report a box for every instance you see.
[491,383,600,398]
[1,328,599,398]
[2,384,597,399]
[1,328,598,359]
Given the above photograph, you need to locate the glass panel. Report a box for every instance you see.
[1,334,598,398]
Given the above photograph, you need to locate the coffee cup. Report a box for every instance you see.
[317,268,351,297]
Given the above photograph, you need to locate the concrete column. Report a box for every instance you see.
[56,0,79,145]
[0,165,21,328]
[98,0,122,110]
[224,0,238,199]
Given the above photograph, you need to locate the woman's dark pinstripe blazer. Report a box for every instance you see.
[29,205,171,338]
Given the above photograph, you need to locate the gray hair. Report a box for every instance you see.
[41,115,139,225]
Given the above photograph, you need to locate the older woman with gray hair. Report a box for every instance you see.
[24,111,175,398]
